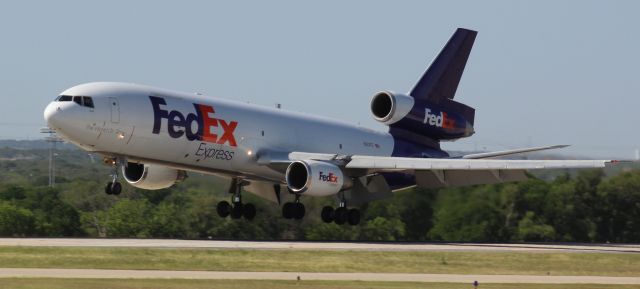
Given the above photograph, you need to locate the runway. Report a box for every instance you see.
[1,268,639,284]
[0,238,638,253]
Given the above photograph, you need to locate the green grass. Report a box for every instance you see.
[0,246,638,276]
[0,279,638,289]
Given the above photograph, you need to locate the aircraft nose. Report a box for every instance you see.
[44,101,66,129]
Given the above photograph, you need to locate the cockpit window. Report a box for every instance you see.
[73,96,83,106]
[83,96,94,108]
[57,95,72,102]
[57,95,94,108]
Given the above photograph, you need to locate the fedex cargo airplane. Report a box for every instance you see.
[43,28,611,225]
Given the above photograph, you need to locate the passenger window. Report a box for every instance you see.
[57,95,72,102]
[83,96,94,108]
[73,96,83,106]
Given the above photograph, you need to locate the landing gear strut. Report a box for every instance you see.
[105,158,122,196]
[217,178,256,220]
[321,195,360,226]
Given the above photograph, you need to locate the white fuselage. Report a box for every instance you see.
[44,82,394,182]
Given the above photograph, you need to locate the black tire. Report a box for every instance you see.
[282,202,294,219]
[321,206,334,223]
[243,203,256,220]
[230,203,243,219]
[293,203,305,220]
[334,207,348,225]
[112,182,122,195]
[105,182,113,195]
[216,201,231,218]
[347,208,360,226]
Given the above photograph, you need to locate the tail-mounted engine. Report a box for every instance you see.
[370,91,415,125]
[370,91,475,141]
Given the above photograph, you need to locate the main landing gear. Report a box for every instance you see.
[280,191,359,226]
[282,194,305,220]
[105,158,122,195]
[321,197,360,226]
[216,178,256,220]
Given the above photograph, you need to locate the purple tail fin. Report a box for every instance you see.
[408,28,476,125]
[389,28,477,157]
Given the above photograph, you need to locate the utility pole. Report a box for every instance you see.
[40,127,63,187]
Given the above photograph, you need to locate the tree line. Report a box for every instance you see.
[0,165,639,242]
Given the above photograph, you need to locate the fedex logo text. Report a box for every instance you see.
[319,171,339,183]
[423,108,455,129]
[150,96,238,147]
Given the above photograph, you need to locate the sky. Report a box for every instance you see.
[0,0,638,159]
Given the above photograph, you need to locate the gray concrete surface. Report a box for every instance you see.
[0,268,638,284]
[0,238,638,253]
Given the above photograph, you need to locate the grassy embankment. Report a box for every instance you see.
[0,246,637,277]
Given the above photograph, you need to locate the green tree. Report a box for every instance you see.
[15,187,83,236]
[595,171,640,242]
[0,201,36,236]
[0,185,26,200]
[104,199,152,237]
[150,202,191,238]
[304,223,358,240]
[516,211,555,241]
[359,217,405,241]
[429,187,508,242]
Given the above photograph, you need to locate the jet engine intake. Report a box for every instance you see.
[370,91,415,125]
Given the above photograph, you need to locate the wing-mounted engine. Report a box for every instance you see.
[285,160,353,197]
[370,90,475,141]
[122,162,187,190]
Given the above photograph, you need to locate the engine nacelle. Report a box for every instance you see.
[370,91,415,125]
[122,162,187,190]
[371,90,475,140]
[285,160,352,197]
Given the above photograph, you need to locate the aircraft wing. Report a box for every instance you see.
[260,151,612,190]
[457,144,569,159]
[344,155,611,189]
[345,155,609,171]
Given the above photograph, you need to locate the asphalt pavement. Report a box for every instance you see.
[0,238,638,253]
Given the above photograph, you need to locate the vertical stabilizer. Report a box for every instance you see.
[410,28,477,103]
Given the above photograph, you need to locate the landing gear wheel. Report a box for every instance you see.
[282,202,295,219]
[230,203,243,219]
[293,203,305,220]
[321,206,334,223]
[105,183,113,195]
[347,208,360,226]
[216,201,231,218]
[112,182,122,195]
[105,182,122,195]
[243,203,256,220]
[334,207,348,225]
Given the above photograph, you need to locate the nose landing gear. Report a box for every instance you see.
[104,158,122,195]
